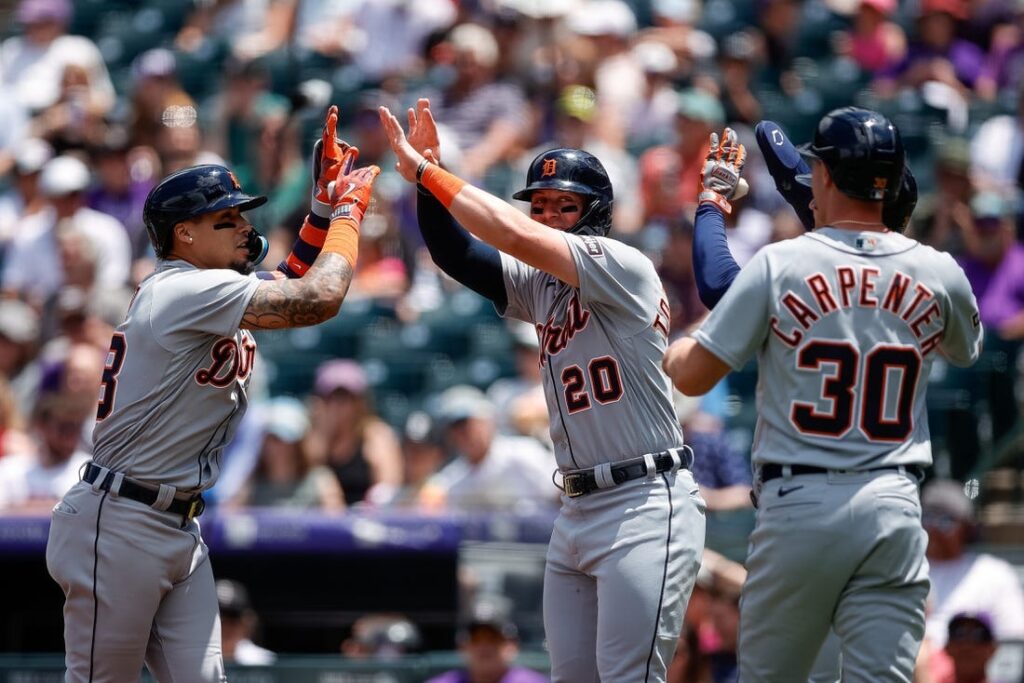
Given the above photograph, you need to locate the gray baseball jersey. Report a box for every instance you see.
[695,228,982,470]
[47,259,259,683]
[92,260,260,490]
[693,227,982,683]
[500,233,683,471]
[501,233,706,683]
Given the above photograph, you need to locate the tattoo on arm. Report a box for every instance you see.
[241,253,354,330]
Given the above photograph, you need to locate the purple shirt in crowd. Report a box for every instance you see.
[956,242,1024,331]
[885,40,987,87]
[426,667,549,683]
[86,180,154,257]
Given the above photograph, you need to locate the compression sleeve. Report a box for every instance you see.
[692,203,742,310]
[416,187,507,307]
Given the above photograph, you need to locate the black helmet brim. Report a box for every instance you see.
[512,179,598,202]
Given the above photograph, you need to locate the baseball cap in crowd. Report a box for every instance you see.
[314,359,369,398]
[676,88,725,126]
[13,138,54,175]
[970,190,1019,223]
[449,23,500,69]
[948,612,995,643]
[40,156,91,197]
[633,41,679,75]
[922,479,975,524]
[566,0,637,37]
[262,397,310,443]
[216,579,254,619]
[461,598,519,642]
[17,0,71,25]
[131,48,177,82]
[0,299,40,344]
[653,0,700,23]
[435,385,495,425]
[403,410,440,445]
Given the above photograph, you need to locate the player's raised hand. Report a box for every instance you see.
[312,105,359,217]
[406,98,441,166]
[378,105,425,184]
[699,127,749,214]
[329,162,380,225]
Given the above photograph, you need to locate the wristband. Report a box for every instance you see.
[420,164,467,209]
[698,190,732,215]
[322,217,359,269]
[416,158,430,183]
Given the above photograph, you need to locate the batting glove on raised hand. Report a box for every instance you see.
[699,127,749,214]
[329,164,381,225]
[311,104,358,218]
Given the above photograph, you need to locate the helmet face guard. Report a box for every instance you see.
[795,107,905,204]
[144,164,268,258]
[514,148,614,237]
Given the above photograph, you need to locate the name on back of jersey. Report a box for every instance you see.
[770,267,943,354]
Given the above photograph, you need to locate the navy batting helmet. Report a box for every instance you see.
[882,165,918,233]
[796,107,905,203]
[513,148,614,237]
[144,164,268,260]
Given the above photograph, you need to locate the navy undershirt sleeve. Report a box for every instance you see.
[692,203,742,310]
[416,188,507,308]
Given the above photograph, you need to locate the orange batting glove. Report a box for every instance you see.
[311,104,358,218]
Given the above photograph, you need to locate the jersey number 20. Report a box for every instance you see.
[96,333,127,421]
[790,341,921,442]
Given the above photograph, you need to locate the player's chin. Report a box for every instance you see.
[230,259,255,276]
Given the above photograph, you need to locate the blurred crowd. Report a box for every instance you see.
[0,0,1023,675]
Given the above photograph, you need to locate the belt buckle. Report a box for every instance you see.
[563,474,587,498]
[184,497,205,523]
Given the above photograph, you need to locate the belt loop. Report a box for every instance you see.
[594,462,616,489]
[108,472,124,497]
[153,484,176,511]
[782,464,793,480]
[643,453,657,479]
[679,445,695,470]
[896,465,906,476]
[551,469,565,492]
[89,465,110,493]
[667,448,682,473]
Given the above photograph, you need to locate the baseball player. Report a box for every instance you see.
[664,107,983,683]
[379,99,707,682]
[693,121,921,683]
[45,106,380,682]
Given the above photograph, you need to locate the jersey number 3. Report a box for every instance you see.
[791,341,922,442]
[96,333,127,421]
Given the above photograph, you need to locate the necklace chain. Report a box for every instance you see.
[831,219,888,229]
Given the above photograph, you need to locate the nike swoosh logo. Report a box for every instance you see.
[778,485,804,497]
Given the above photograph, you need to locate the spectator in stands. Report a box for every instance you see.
[922,480,1024,652]
[340,613,424,660]
[969,82,1024,191]
[349,214,410,301]
[956,190,1024,340]
[705,558,744,683]
[217,579,276,666]
[0,85,28,179]
[910,136,974,253]
[0,376,32,459]
[837,0,908,75]
[487,321,545,441]
[86,127,154,262]
[427,601,548,683]
[127,48,196,151]
[0,0,115,116]
[229,397,345,511]
[309,359,403,507]
[674,391,752,511]
[342,0,458,83]
[623,41,682,151]
[938,612,1000,683]
[0,391,91,512]
[29,63,108,154]
[419,385,556,512]
[666,622,713,683]
[0,299,42,407]
[640,88,724,219]
[0,138,52,266]
[430,23,529,185]
[658,218,709,333]
[387,411,447,507]
[879,0,987,97]
[715,31,764,127]
[2,155,131,305]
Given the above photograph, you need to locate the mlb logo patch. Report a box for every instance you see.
[855,236,878,251]
[582,236,603,256]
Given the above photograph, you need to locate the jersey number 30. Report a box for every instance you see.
[96,333,127,421]
[791,341,921,442]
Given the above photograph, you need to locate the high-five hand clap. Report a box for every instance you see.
[379,105,427,183]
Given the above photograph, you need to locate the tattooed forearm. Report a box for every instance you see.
[241,252,354,330]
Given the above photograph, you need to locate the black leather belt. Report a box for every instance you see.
[562,449,689,498]
[83,462,205,521]
[760,463,924,483]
